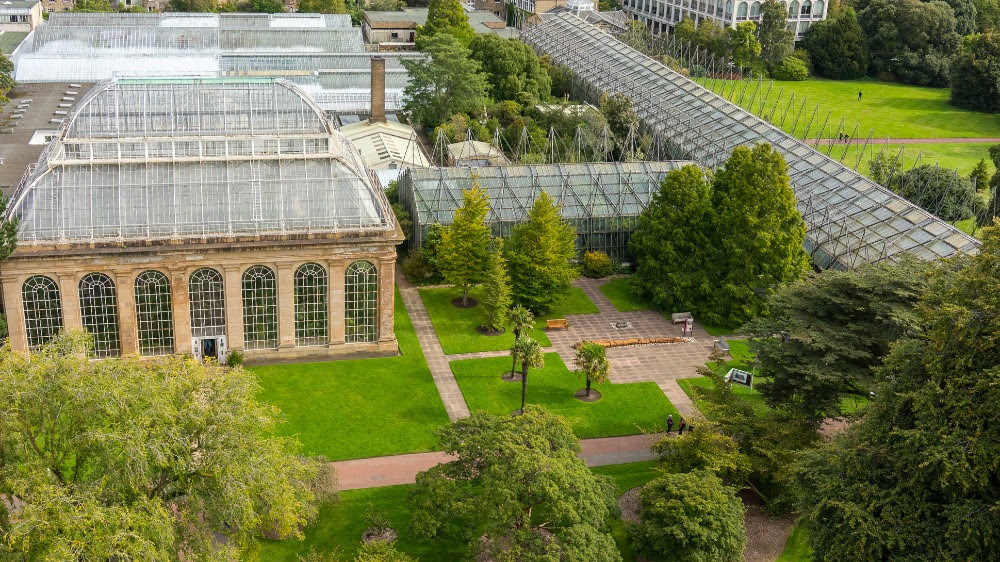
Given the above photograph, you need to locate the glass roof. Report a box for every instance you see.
[7,79,393,245]
[522,14,980,269]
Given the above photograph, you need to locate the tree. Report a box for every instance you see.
[629,471,746,562]
[511,336,544,414]
[415,0,474,47]
[652,425,751,485]
[792,226,1000,559]
[469,34,551,103]
[506,192,577,313]
[506,305,534,380]
[859,0,961,87]
[297,0,348,13]
[950,31,1000,113]
[70,0,113,11]
[438,185,491,306]
[706,143,808,327]
[630,165,713,316]
[892,164,976,221]
[758,0,794,66]
[727,21,762,69]
[401,34,489,128]
[167,0,219,11]
[355,540,415,562]
[366,0,405,10]
[599,92,640,159]
[976,146,1000,227]
[407,407,621,561]
[0,53,13,111]
[744,258,930,422]
[970,158,992,190]
[239,0,284,11]
[480,238,512,333]
[573,341,610,398]
[801,8,870,79]
[0,332,336,560]
[0,195,18,262]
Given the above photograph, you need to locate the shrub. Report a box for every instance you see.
[771,56,809,80]
[225,350,244,368]
[401,249,441,285]
[581,250,614,278]
[688,64,707,77]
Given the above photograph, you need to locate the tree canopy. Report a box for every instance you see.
[892,164,977,221]
[469,34,552,104]
[296,0,349,13]
[401,33,489,128]
[480,238,512,333]
[438,185,492,305]
[407,406,621,561]
[415,0,474,47]
[727,22,762,69]
[802,8,870,79]
[0,332,335,560]
[758,0,795,67]
[950,31,1000,113]
[793,225,1000,559]
[859,0,961,86]
[506,192,577,313]
[745,258,930,422]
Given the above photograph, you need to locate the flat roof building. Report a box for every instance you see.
[363,7,515,50]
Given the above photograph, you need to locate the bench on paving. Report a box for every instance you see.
[546,318,570,331]
[671,312,693,324]
[714,338,731,354]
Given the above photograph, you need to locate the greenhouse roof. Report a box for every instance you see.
[522,14,980,269]
[7,78,394,247]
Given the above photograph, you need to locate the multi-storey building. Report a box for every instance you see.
[623,0,827,41]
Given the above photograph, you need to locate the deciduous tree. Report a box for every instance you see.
[506,192,577,313]
[439,185,491,306]
[859,0,961,87]
[415,0,474,47]
[408,407,621,561]
[801,8,870,79]
[950,31,1000,113]
[758,0,794,66]
[652,425,751,485]
[727,21,762,69]
[629,471,746,562]
[469,34,551,103]
[402,34,489,128]
[297,0,348,13]
[0,332,335,560]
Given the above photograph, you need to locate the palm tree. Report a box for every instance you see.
[505,305,534,380]
[574,341,610,399]
[512,336,544,414]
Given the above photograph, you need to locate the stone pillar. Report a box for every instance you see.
[370,56,386,123]
[58,273,82,331]
[378,257,395,342]
[277,263,295,349]
[1,275,27,354]
[115,272,139,356]
[222,265,243,351]
[329,261,346,344]
[170,268,192,355]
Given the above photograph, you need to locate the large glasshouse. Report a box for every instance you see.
[1,78,403,362]
[399,162,690,260]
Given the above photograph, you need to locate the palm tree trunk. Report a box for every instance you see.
[509,328,520,378]
[586,375,592,397]
[520,364,529,414]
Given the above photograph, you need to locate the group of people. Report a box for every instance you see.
[837,132,852,144]
[666,414,692,435]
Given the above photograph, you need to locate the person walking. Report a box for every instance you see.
[679,419,686,435]
[838,132,844,143]
[858,91,862,101]
[666,414,674,433]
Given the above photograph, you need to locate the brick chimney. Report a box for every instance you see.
[370,56,386,124]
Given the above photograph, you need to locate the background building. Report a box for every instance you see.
[0,0,42,32]
[622,0,827,40]
[2,78,403,362]
[363,6,515,50]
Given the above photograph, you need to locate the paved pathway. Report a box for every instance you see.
[334,432,665,490]
[396,270,470,421]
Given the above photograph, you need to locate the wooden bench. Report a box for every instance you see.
[671,312,693,324]
[546,319,570,331]
[714,338,731,354]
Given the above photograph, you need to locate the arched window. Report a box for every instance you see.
[135,270,174,356]
[788,0,798,16]
[242,265,278,350]
[737,1,747,17]
[189,268,226,338]
[22,275,62,350]
[814,0,823,16]
[749,1,760,17]
[294,263,328,347]
[79,273,120,358]
[801,0,811,15]
[345,261,378,344]
[725,0,733,16]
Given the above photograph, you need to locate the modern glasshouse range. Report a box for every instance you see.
[522,14,981,270]
[399,162,691,260]
[12,12,418,112]
[1,78,403,361]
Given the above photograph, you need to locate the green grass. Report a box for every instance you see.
[253,289,451,461]
[823,141,996,176]
[257,485,465,561]
[452,353,677,438]
[599,277,653,312]
[418,285,599,355]
[776,521,813,562]
[700,77,1000,140]
[261,461,664,561]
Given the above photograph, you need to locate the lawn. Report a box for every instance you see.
[776,521,813,562]
[824,141,996,176]
[419,285,599,355]
[260,460,665,561]
[253,289,451,461]
[599,277,653,312]
[698,77,1000,140]
[451,353,677,438]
